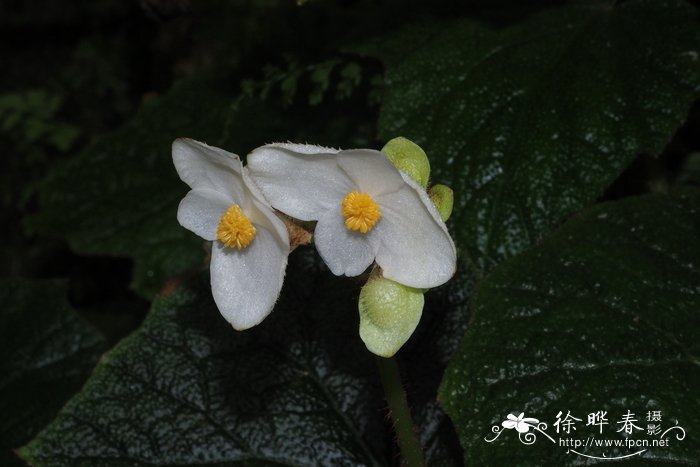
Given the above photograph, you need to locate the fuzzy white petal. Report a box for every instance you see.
[172,138,246,203]
[176,189,231,241]
[374,174,456,288]
[249,198,290,253]
[240,167,290,249]
[264,142,340,154]
[313,208,378,277]
[247,145,353,221]
[337,149,405,196]
[210,227,287,330]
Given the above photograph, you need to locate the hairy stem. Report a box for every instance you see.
[376,356,424,467]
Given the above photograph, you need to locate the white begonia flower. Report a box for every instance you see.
[247,143,456,289]
[172,138,290,330]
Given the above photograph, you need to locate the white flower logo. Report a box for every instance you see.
[502,413,540,433]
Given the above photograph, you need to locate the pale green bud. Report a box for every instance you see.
[358,276,424,357]
[429,184,454,222]
[381,137,430,188]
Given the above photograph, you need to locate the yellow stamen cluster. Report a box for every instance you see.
[217,204,256,249]
[342,191,382,233]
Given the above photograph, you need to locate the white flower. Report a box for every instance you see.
[502,413,539,433]
[172,138,289,330]
[247,143,456,289]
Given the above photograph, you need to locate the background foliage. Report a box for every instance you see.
[1,0,699,465]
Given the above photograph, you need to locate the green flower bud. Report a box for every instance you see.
[381,137,430,188]
[358,276,424,357]
[429,184,454,222]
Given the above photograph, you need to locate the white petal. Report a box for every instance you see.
[507,414,519,421]
[313,208,377,277]
[264,142,340,154]
[502,421,517,429]
[177,189,231,241]
[337,149,405,196]
[240,167,290,248]
[172,138,246,202]
[210,227,288,330]
[247,145,353,221]
[249,198,290,252]
[374,174,456,288]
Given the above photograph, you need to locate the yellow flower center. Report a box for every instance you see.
[342,191,382,233]
[217,204,256,249]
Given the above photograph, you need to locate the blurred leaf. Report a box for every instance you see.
[20,252,390,466]
[367,0,700,273]
[336,62,362,100]
[60,37,133,123]
[0,89,80,151]
[48,124,81,152]
[244,56,378,109]
[440,191,700,465]
[309,59,338,106]
[280,73,300,105]
[0,88,81,211]
[0,279,106,452]
[676,152,700,188]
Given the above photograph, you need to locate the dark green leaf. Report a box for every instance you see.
[24,77,235,297]
[440,191,700,465]
[0,279,106,451]
[20,252,390,466]
[370,0,700,273]
[309,60,338,106]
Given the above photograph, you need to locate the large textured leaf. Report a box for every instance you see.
[371,0,700,273]
[440,191,700,465]
[0,279,106,456]
[20,251,392,466]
